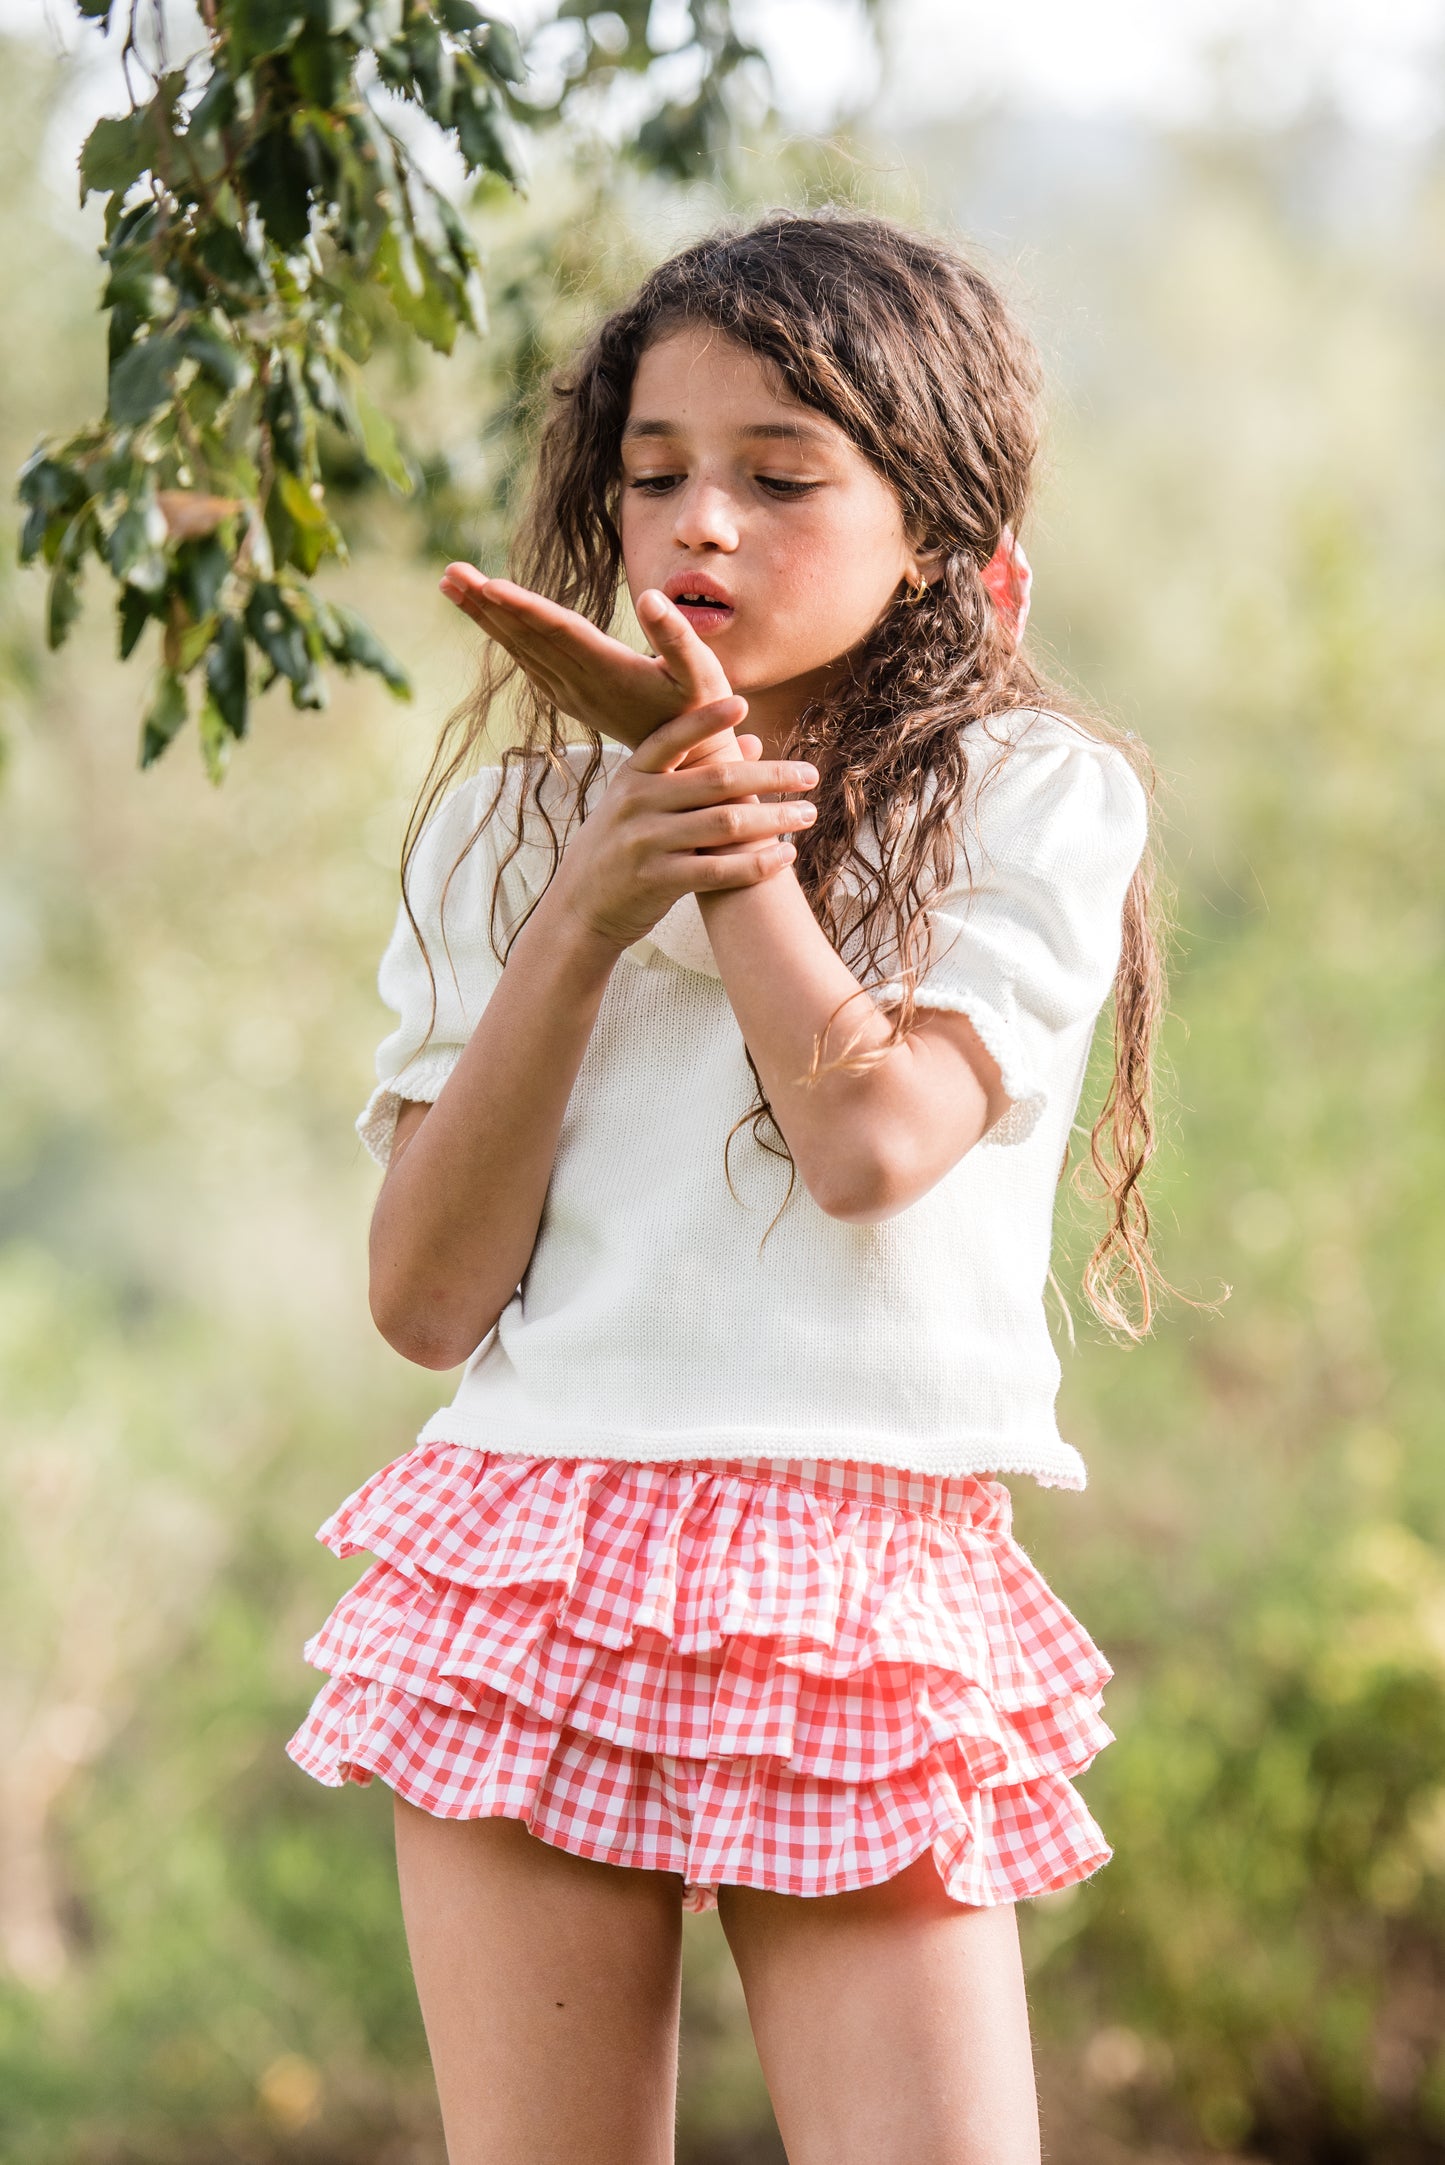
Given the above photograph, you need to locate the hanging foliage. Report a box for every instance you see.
[15,0,770,778]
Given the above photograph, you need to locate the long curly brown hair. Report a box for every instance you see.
[403,209,1170,1336]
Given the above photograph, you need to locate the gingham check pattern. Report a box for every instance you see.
[287,1447,1115,1908]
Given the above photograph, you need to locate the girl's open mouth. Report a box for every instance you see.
[673,595,735,632]
[663,573,736,634]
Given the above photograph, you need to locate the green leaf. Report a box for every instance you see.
[226,0,308,72]
[16,454,86,563]
[242,125,314,254]
[187,66,237,140]
[302,350,349,428]
[266,349,313,470]
[291,22,351,107]
[273,466,340,575]
[244,580,329,705]
[19,501,49,563]
[107,334,183,426]
[195,222,269,299]
[321,598,411,695]
[180,321,253,394]
[17,450,81,513]
[140,666,188,767]
[205,615,249,737]
[376,226,461,355]
[102,199,159,260]
[244,579,320,701]
[47,563,82,649]
[197,693,234,782]
[178,533,233,619]
[344,370,414,493]
[173,610,220,672]
[118,584,157,660]
[101,263,177,321]
[80,109,157,205]
[407,12,453,122]
[197,434,261,502]
[454,74,526,187]
[295,113,344,199]
[477,16,526,83]
[105,494,169,594]
[429,188,487,332]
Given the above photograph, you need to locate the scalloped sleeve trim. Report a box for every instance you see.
[355,1047,466,1170]
[870,980,1047,1148]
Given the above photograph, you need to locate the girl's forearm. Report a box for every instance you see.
[367,881,620,1368]
[696,873,993,1219]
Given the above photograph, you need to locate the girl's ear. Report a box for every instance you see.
[901,541,947,595]
[903,533,947,583]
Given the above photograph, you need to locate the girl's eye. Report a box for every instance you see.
[624,473,820,499]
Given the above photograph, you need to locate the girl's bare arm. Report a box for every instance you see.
[368,885,622,1370]
[696,871,1009,1223]
[367,704,818,1369]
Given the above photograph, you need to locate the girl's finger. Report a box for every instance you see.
[737,734,763,761]
[441,582,537,660]
[661,841,799,893]
[629,696,750,775]
[635,589,732,704]
[448,571,646,678]
[448,602,596,719]
[448,587,571,673]
[446,598,571,707]
[444,574,681,732]
[655,759,819,808]
[658,801,817,851]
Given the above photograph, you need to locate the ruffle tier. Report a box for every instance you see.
[286,1444,1115,1910]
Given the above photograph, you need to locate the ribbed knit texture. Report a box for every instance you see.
[357,709,1148,1488]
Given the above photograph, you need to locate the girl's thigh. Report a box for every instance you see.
[393,1798,686,2165]
[717,1849,1040,2165]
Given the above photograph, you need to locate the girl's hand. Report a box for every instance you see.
[549,697,818,957]
[438,567,742,767]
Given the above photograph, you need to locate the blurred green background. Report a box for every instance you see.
[3,3,1444,2158]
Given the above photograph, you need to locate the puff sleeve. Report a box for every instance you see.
[873,716,1149,1148]
[355,775,510,1169]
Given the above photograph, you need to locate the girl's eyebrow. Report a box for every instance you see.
[740,421,836,446]
[621,417,835,446]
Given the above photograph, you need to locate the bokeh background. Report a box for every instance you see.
[3,1,1444,2158]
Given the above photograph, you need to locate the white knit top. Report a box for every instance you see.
[357,708,1148,1489]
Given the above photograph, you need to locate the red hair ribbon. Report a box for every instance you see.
[980,526,1032,647]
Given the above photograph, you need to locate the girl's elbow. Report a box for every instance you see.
[806,1131,985,1223]
[370,1305,459,1370]
[806,1155,919,1225]
[369,1283,494,1370]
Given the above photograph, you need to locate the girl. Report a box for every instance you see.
[287,211,1163,2165]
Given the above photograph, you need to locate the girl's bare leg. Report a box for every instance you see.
[717,1848,1040,2165]
[393,1799,686,2165]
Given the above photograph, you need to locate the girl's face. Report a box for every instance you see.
[618,326,925,732]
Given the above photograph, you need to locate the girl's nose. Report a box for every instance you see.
[672,480,739,552]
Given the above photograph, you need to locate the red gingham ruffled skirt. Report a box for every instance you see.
[286,1444,1115,1910]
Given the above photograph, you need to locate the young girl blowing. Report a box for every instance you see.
[287,210,1163,2165]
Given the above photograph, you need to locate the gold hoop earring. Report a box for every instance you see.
[901,572,928,606]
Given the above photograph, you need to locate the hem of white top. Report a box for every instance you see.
[356,1055,466,1168]
[411,1408,1088,1490]
[868,982,1045,1148]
